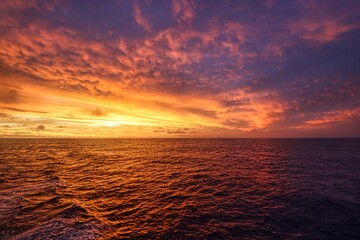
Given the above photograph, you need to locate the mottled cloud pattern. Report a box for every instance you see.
[0,0,359,137]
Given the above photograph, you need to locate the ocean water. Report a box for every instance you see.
[0,138,359,240]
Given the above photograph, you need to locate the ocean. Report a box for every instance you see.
[0,138,359,239]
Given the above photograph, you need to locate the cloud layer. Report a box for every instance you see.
[0,0,359,137]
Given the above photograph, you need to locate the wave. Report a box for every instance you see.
[1,138,359,239]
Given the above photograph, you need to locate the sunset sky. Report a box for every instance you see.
[0,0,359,137]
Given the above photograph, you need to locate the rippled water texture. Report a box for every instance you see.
[0,139,359,239]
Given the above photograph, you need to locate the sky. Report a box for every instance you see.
[0,0,359,138]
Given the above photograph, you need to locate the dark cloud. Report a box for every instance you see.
[162,127,197,135]
[0,90,19,103]
[88,108,107,117]
[155,101,219,119]
[223,119,250,129]
[166,129,187,135]
[36,125,45,130]
[182,107,218,119]
[2,107,48,114]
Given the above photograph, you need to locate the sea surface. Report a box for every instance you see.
[0,138,359,240]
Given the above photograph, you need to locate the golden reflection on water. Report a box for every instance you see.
[0,139,359,239]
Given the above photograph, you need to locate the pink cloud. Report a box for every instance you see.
[292,108,360,130]
[133,1,152,32]
[290,1,360,43]
[172,0,195,23]
[305,108,360,125]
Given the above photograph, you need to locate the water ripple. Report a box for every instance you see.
[0,138,359,239]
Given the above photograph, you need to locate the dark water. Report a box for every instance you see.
[0,139,359,240]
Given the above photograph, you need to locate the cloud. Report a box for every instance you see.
[0,90,19,103]
[133,2,152,32]
[166,130,186,134]
[172,0,195,23]
[36,125,45,130]
[290,0,360,43]
[0,0,359,137]
[304,108,360,126]
[2,107,48,114]
[89,108,107,117]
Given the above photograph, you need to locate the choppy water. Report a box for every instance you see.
[0,138,359,240]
